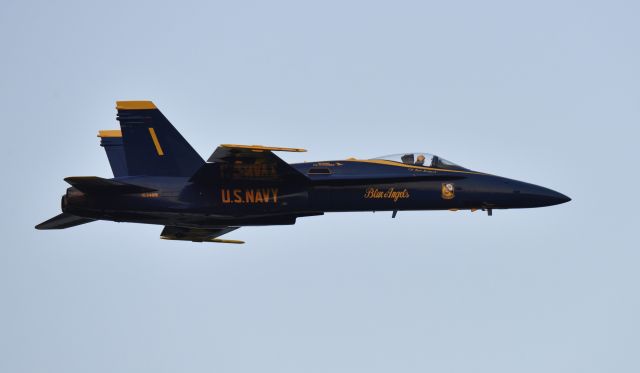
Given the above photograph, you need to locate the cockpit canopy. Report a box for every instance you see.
[371,152,468,171]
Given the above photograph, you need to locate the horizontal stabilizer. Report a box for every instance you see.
[64,176,156,194]
[35,213,95,230]
[160,226,244,244]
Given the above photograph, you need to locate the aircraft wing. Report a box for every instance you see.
[160,226,244,244]
[190,144,308,184]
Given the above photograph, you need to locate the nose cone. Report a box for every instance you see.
[538,188,571,206]
[514,182,571,208]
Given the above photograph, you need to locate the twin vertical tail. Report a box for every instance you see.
[99,101,204,177]
[37,101,205,231]
[98,130,128,177]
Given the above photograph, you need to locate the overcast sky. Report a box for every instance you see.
[1,1,638,372]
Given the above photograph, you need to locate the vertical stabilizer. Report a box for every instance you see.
[115,101,204,177]
[98,130,128,177]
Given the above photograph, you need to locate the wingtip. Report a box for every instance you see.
[220,144,307,153]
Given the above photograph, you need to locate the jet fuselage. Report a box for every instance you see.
[61,159,570,229]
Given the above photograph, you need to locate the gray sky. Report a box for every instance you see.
[1,0,638,372]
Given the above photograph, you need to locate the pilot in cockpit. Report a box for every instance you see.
[414,154,425,166]
[401,154,414,165]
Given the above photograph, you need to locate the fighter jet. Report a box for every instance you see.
[36,101,570,243]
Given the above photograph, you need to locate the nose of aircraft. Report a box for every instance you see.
[514,181,571,207]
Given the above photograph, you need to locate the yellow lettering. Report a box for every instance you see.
[219,188,283,204]
[383,187,394,198]
[233,189,243,203]
[245,189,254,203]
[221,189,231,203]
[364,187,410,202]
[364,188,377,198]
[255,190,264,203]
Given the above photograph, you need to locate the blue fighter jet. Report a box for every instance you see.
[36,101,570,243]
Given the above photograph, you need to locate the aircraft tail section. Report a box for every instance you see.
[98,130,128,177]
[107,101,204,177]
